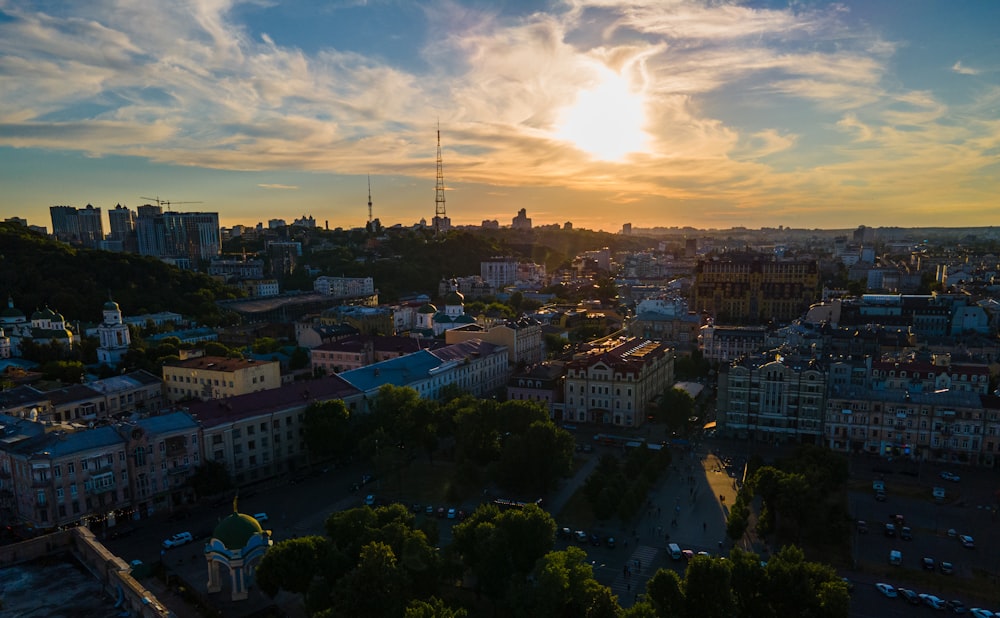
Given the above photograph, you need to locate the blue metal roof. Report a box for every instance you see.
[338,349,442,393]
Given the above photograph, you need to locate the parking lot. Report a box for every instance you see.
[848,458,1000,609]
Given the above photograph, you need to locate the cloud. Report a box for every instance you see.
[951,61,979,76]
[257,183,299,190]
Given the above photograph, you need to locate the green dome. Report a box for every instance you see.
[418,303,437,314]
[444,291,464,305]
[104,300,120,311]
[213,512,264,550]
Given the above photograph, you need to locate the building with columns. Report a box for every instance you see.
[97,298,131,366]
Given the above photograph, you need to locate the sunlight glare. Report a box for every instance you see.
[554,67,648,161]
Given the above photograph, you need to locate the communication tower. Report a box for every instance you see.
[433,123,447,236]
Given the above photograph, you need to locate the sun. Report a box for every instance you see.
[554,66,648,162]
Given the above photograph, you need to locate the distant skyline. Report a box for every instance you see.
[1,1,998,233]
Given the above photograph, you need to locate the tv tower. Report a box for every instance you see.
[367,175,373,225]
[433,123,447,236]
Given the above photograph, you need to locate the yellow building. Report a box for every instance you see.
[162,356,281,403]
[692,252,819,324]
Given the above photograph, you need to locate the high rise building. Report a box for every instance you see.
[50,204,104,248]
[135,206,220,263]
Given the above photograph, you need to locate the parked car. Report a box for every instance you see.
[939,561,954,575]
[875,583,897,598]
[575,530,588,543]
[940,471,961,482]
[162,532,193,549]
[447,508,457,520]
[875,490,887,502]
[960,535,975,548]
[969,609,994,618]
[919,593,946,610]
[922,556,936,570]
[589,533,601,546]
[884,522,896,537]
[557,527,572,540]
[946,599,967,613]
[898,588,920,605]
[606,536,616,548]
[856,520,868,534]
[364,494,375,506]
[900,526,913,540]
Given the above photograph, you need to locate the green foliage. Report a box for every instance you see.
[256,535,334,597]
[405,597,468,618]
[652,388,695,430]
[303,400,354,461]
[39,360,86,383]
[186,461,232,498]
[582,449,670,523]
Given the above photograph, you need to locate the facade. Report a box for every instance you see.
[692,252,819,324]
[310,335,426,375]
[629,298,702,350]
[313,276,375,299]
[698,325,769,364]
[717,353,826,444]
[869,355,991,395]
[0,370,164,423]
[0,411,200,530]
[824,387,986,464]
[562,338,675,428]
[481,257,519,290]
[136,208,221,261]
[339,340,509,402]
[444,316,544,366]
[238,279,280,298]
[50,204,104,248]
[162,356,281,403]
[208,258,265,281]
[184,376,362,485]
[506,362,565,415]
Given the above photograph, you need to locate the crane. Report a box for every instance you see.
[139,196,204,210]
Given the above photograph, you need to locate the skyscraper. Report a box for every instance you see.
[50,204,104,248]
[135,206,220,265]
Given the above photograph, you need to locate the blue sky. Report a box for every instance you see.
[1,0,998,232]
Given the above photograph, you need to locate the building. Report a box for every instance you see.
[506,362,565,416]
[824,386,985,463]
[0,370,165,423]
[562,338,674,428]
[209,258,265,282]
[238,279,280,298]
[717,352,826,444]
[183,376,362,485]
[692,252,819,324]
[310,335,428,375]
[512,208,532,231]
[869,355,991,395]
[0,411,200,530]
[444,316,543,366]
[698,325,769,364]
[50,204,104,248]
[629,298,702,350]
[136,207,221,262]
[97,298,131,366]
[162,356,281,403]
[338,339,509,402]
[313,276,375,299]
[481,257,519,290]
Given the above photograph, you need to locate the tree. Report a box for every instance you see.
[186,460,232,498]
[683,556,735,618]
[645,568,685,618]
[405,597,468,618]
[329,541,410,618]
[654,388,695,431]
[303,400,354,462]
[289,346,310,370]
[495,421,574,494]
[255,535,334,597]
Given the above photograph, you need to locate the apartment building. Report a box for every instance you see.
[162,356,281,403]
[717,353,826,444]
[445,316,544,366]
[0,411,199,530]
[692,252,819,324]
[562,338,674,428]
[824,387,985,464]
[183,376,362,486]
[698,325,769,364]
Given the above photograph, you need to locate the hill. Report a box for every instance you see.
[0,223,241,326]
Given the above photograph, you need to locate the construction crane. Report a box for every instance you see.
[139,196,204,210]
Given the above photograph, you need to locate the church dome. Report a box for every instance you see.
[0,298,23,320]
[213,512,264,550]
[444,291,464,305]
[418,303,438,314]
[104,300,120,311]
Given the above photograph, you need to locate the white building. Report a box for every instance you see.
[97,298,131,366]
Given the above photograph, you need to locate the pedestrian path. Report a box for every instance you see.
[607,544,659,603]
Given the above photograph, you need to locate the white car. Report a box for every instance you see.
[969,609,994,618]
[960,534,975,548]
[162,531,193,549]
[940,471,961,482]
[875,582,897,598]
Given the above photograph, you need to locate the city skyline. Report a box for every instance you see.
[1,1,998,232]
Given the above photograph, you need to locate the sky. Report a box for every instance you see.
[1,0,998,233]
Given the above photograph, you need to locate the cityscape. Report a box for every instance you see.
[2,1,1000,618]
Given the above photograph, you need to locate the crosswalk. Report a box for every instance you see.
[606,544,660,601]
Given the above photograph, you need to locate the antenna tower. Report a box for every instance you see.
[434,123,447,236]
[367,175,373,224]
